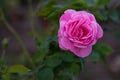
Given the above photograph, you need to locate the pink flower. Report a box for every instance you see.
[58,9,103,57]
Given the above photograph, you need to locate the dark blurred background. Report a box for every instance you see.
[0,0,120,80]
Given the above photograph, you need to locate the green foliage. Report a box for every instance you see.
[34,36,85,79]
[90,51,101,62]
[109,10,120,23]
[2,73,10,80]
[45,55,62,68]
[89,42,112,63]
[0,65,7,75]
[97,0,110,5]
[37,68,54,80]
[1,38,9,49]
[33,38,50,62]
[7,64,30,74]
[94,43,112,56]
[0,64,31,80]
[59,63,80,76]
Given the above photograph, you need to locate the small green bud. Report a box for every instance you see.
[2,38,9,49]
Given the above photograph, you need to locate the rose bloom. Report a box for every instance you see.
[58,9,103,57]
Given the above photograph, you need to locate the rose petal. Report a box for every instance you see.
[60,37,74,50]
[96,24,103,39]
[64,9,76,14]
[88,39,97,46]
[59,40,67,50]
[71,11,90,21]
[59,21,66,36]
[74,42,87,48]
[71,46,92,57]
[88,13,96,21]
[60,9,76,22]
[60,14,70,21]
[88,22,98,39]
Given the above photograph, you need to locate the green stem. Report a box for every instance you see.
[0,9,35,69]
[35,0,42,14]
[1,50,6,61]
[28,0,36,38]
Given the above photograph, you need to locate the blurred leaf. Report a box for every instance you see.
[100,10,108,21]
[8,65,30,74]
[1,38,9,49]
[39,39,50,53]
[71,0,88,9]
[97,0,110,5]
[0,55,7,65]
[100,54,107,65]
[109,10,120,23]
[34,38,50,62]
[86,0,98,7]
[33,52,46,62]
[68,63,80,76]
[59,63,80,77]
[2,73,10,80]
[56,75,70,80]
[59,52,75,62]
[89,51,100,62]
[37,68,54,80]
[95,13,104,21]
[49,41,59,52]
[37,64,45,70]
[93,43,112,56]
[0,65,7,74]
[41,0,57,7]
[45,55,62,68]
[92,43,112,64]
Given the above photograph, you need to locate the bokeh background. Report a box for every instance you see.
[0,0,120,80]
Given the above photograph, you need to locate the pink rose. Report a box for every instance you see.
[58,9,103,57]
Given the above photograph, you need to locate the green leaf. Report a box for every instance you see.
[57,75,70,80]
[86,0,98,7]
[8,65,30,74]
[100,10,108,21]
[37,68,54,80]
[97,0,110,5]
[59,63,80,77]
[39,39,50,53]
[95,13,104,21]
[109,10,120,23]
[93,43,112,56]
[68,63,80,76]
[89,51,100,62]
[45,55,62,68]
[33,38,50,62]
[33,52,46,62]
[93,43,112,64]
[60,52,75,62]
[71,0,88,9]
